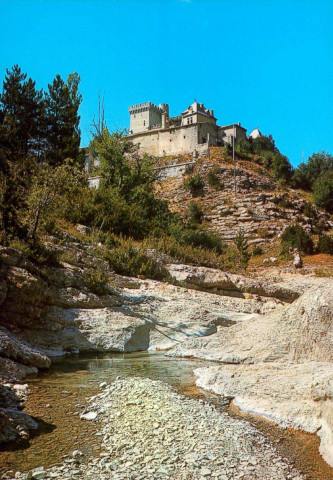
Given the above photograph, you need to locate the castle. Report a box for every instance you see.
[126,100,247,156]
[85,101,261,187]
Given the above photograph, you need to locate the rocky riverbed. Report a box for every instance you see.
[6,377,304,480]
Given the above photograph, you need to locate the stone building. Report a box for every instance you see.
[127,100,247,156]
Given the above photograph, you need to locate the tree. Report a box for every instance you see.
[281,225,314,254]
[292,152,333,190]
[313,171,333,214]
[250,134,277,155]
[27,161,85,238]
[234,230,250,271]
[44,73,82,165]
[0,65,44,161]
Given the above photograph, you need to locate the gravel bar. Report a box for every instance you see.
[9,377,304,480]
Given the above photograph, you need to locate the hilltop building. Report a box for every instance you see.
[126,100,247,156]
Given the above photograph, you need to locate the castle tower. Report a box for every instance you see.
[129,102,168,134]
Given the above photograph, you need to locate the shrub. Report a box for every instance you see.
[10,239,61,267]
[292,152,333,191]
[272,195,294,209]
[317,234,333,255]
[281,225,314,254]
[182,228,224,254]
[207,166,224,190]
[105,238,167,280]
[252,246,263,256]
[313,171,333,214]
[234,230,250,271]
[301,201,317,219]
[224,143,232,156]
[184,163,194,175]
[183,174,205,197]
[85,268,109,295]
[185,201,204,225]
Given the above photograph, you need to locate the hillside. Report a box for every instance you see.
[155,148,332,245]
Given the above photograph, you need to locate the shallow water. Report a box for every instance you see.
[1,352,333,479]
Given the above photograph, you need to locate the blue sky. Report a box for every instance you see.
[1,0,332,166]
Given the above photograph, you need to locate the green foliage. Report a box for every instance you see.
[313,171,333,214]
[104,237,167,280]
[9,239,60,267]
[181,228,224,254]
[301,201,317,219]
[85,268,109,295]
[44,73,82,166]
[223,143,232,155]
[207,166,224,190]
[317,234,333,255]
[185,201,204,225]
[281,225,314,254]
[184,163,194,175]
[250,134,277,155]
[272,195,294,209]
[27,161,86,238]
[183,174,205,197]
[0,65,44,161]
[235,139,251,157]
[292,152,333,191]
[234,230,250,271]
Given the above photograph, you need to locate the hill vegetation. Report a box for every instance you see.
[0,65,332,282]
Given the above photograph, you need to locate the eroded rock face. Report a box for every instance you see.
[0,327,50,369]
[169,283,333,364]
[194,362,333,467]
[167,282,333,466]
[167,264,300,302]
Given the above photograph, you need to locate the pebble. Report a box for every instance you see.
[14,378,304,480]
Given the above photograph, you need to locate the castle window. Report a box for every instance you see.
[144,120,145,126]
[184,135,186,139]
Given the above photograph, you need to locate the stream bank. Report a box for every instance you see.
[1,353,333,480]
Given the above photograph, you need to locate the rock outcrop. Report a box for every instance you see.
[168,282,333,466]
[167,263,300,301]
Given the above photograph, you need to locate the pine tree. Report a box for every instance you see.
[0,65,44,239]
[0,65,44,162]
[44,72,82,166]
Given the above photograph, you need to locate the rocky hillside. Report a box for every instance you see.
[155,148,332,245]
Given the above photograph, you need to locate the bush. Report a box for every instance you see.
[234,230,250,271]
[313,171,333,214]
[182,228,224,254]
[301,201,317,219]
[207,166,224,190]
[224,143,232,156]
[183,174,205,197]
[317,234,333,255]
[252,246,263,256]
[85,268,109,295]
[292,152,333,191]
[10,239,61,267]
[281,225,314,254]
[184,163,194,175]
[185,201,204,225]
[105,238,167,280]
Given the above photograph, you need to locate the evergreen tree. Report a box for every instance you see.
[0,65,44,162]
[44,72,82,165]
[234,230,250,272]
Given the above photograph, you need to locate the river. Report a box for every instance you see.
[1,352,332,479]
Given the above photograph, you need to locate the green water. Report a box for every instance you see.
[0,352,220,475]
[1,352,332,480]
